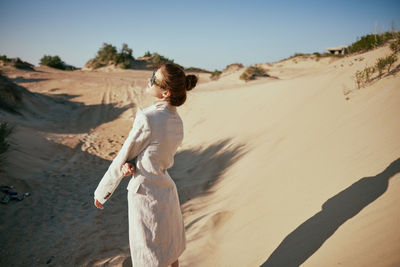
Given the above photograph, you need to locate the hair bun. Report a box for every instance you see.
[185,75,198,91]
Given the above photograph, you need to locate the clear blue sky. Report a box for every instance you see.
[1,0,399,71]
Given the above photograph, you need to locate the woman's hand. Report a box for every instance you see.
[121,162,136,177]
[94,199,104,210]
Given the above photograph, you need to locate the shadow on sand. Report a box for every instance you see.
[170,138,247,203]
[120,138,246,267]
[0,126,245,266]
[10,77,49,83]
[0,75,134,134]
[32,92,135,134]
[261,157,400,267]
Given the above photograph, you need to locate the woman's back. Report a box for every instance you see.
[94,63,198,267]
[127,100,184,191]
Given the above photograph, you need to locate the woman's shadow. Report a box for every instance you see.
[261,157,400,267]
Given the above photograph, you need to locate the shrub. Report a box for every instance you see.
[184,67,210,73]
[210,70,222,80]
[374,55,397,76]
[0,55,11,63]
[40,55,65,69]
[115,43,134,69]
[385,54,397,72]
[143,51,152,57]
[348,31,399,54]
[240,66,269,82]
[13,58,35,70]
[364,66,375,82]
[64,65,79,71]
[354,54,397,88]
[390,38,400,54]
[96,43,118,62]
[89,43,135,69]
[293,53,306,57]
[92,61,103,69]
[321,52,333,57]
[1,55,35,70]
[151,53,175,68]
[353,66,376,89]
[354,70,364,89]
[224,63,244,71]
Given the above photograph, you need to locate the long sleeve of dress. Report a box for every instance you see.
[94,109,151,205]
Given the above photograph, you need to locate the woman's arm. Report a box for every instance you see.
[93,109,151,206]
[94,162,135,210]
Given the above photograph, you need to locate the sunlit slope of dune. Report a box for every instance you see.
[178,45,400,267]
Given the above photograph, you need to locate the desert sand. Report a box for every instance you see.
[0,44,399,267]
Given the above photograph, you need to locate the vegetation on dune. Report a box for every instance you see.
[139,51,184,69]
[209,63,244,81]
[224,63,244,70]
[87,43,135,69]
[240,65,269,82]
[375,54,397,76]
[86,45,184,70]
[0,55,10,63]
[40,55,64,69]
[292,53,306,57]
[150,52,180,69]
[353,32,400,89]
[40,55,78,70]
[283,51,337,62]
[143,51,152,57]
[282,30,400,63]
[0,55,35,70]
[348,31,400,54]
[389,38,400,53]
[184,67,211,73]
[210,70,222,80]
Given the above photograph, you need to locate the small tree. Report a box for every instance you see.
[89,43,134,69]
[115,43,134,69]
[144,51,152,57]
[96,43,118,63]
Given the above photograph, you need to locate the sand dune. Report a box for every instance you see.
[0,44,399,266]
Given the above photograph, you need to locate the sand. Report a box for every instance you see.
[0,44,399,267]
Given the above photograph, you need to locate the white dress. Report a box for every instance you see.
[94,100,186,267]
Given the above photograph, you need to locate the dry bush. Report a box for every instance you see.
[240,66,269,82]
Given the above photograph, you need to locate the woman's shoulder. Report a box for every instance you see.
[132,108,151,132]
[139,101,181,124]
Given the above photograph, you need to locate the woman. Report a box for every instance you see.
[94,63,198,267]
